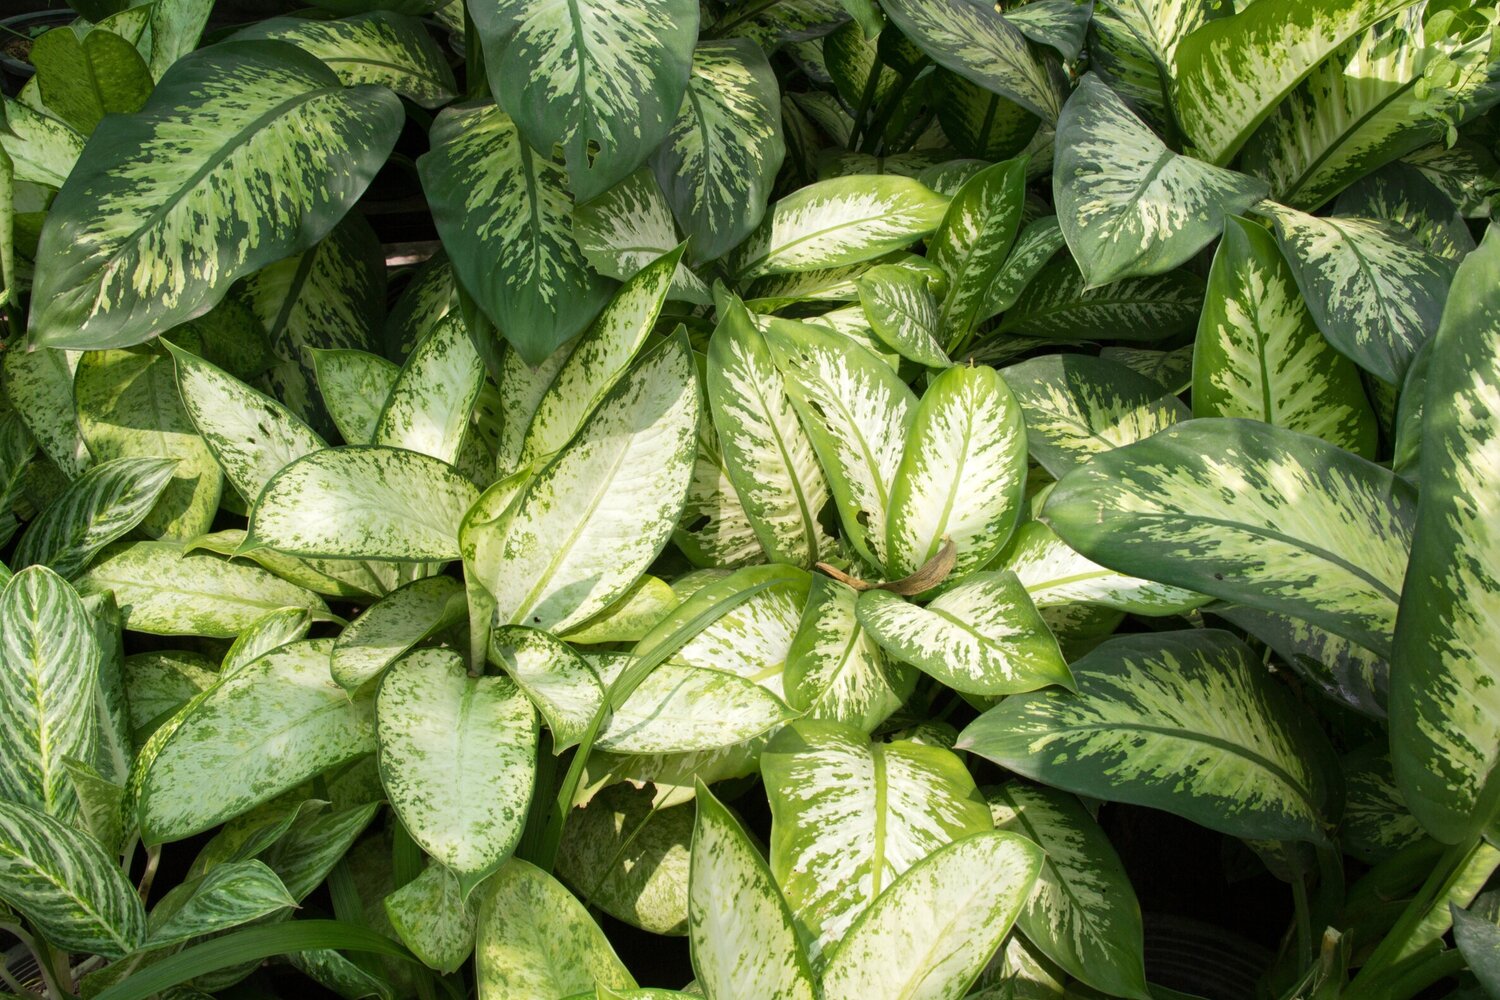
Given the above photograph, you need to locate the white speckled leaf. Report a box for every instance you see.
[487,333,698,633]
[331,575,466,692]
[1088,0,1222,133]
[732,175,949,279]
[763,321,916,568]
[563,574,678,644]
[13,457,177,580]
[857,572,1072,696]
[28,41,402,350]
[1390,229,1500,844]
[994,256,1205,342]
[959,630,1336,843]
[1055,74,1269,287]
[145,859,296,949]
[929,158,1028,342]
[572,170,713,304]
[489,625,603,752]
[598,663,794,755]
[0,96,84,188]
[312,349,400,446]
[989,783,1149,999]
[854,265,950,368]
[1044,417,1416,657]
[783,576,914,733]
[220,605,313,679]
[248,446,479,562]
[474,858,635,999]
[139,640,374,844]
[2,347,90,478]
[760,719,992,966]
[376,647,538,895]
[1171,0,1424,165]
[374,312,483,466]
[819,830,1043,1000]
[385,863,476,974]
[689,783,817,1000]
[1193,216,1378,456]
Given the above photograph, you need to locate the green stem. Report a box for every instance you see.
[848,62,885,151]
[1291,869,1313,974]
[860,65,927,155]
[1375,949,1466,1000]
[1350,836,1480,992]
[0,923,66,1000]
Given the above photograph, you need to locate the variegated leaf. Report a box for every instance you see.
[673,410,766,570]
[818,831,1043,1000]
[854,264,950,368]
[572,170,712,304]
[783,576,914,733]
[763,320,916,568]
[1193,215,1378,456]
[1243,6,1500,210]
[887,364,1027,579]
[933,70,1040,163]
[377,647,537,895]
[732,175,949,279]
[1104,344,1195,393]
[2,347,90,479]
[1215,603,1388,719]
[961,630,1337,842]
[879,0,1067,121]
[760,719,993,965]
[28,41,401,349]
[989,783,1149,999]
[76,347,222,541]
[385,864,476,974]
[0,800,146,958]
[221,606,313,678]
[31,26,153,135]
[1336,162,1478,264]
[1003,520,1206,617]
[517,247,683,468]
[474,858,635,999]
[1002,353,1189,477]
[979,214,1066,321]
[0,96,85,188]
[139,640,374,844]
[994,256,1205,341]
[598,662,794,754]
[248,446,479,562]
[563,574,678,644]
[652,38,784,263]
[1171,0,1425,165]
[857,572,1071,696]
[489,625,603,752]
[0,567,99,820]
[312,349,400,446]
[145,860,297,949]
[374,312,483,466]
[707,297,831,566]
[474,0,698,201]
[1055,74,1269,287]
[331,574,466,692]
[1390,229,1500,844]
[1043,418,1416,657]
[484,333,698,633]
[13,457,177,580]
[1262,200,1453,385]
[1087,0,1223,132]
[1406,138,1500,218]
[928,158,1027,344]
[419,102,610,366]
[689,782,818,1000]
[229,11,458,107]
[1340,744,1425,864]
[76,541,327,637]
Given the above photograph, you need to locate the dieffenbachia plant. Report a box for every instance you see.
[0,0,1497,997]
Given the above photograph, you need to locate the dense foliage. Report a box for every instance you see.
[0,0,1498,997]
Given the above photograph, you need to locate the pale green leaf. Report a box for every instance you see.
[311,349,401,446]
[562,575,679,644]
[854,264,950,368]
[31,25,154,135]
[374,312,484,466]
[385,864,476,974]
[1003,519,1206,617]
[332,575,466,692]
[0,96,85,188]
[2,347,90,479]
[572,170,713,304]
[489,625,604,752]
[146,860,296,949]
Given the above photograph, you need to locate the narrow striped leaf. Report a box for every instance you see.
[2,346,90,478]
[978,214,1066,322]
[1193,216,1378,456]
[989,783,1149,1000]
[994,256,1205,341]
[29,41,402,349]
[490,625,604,751]
[0,96,85,188]
[146,860,296,949]
[1171,0,1424,165]
[689,783,817,1000]
[1262,201,1453,385]
[1004,520,1206,617]
[819,831,1043,1000]
[0,566,99,819]
[763,321,917,568]
[376,648,537,895]
[783,576,914,733]
[374,313,483,466]
[474,0,698,202]
[75,348,222,541]
[732,175,949,279]
[0,800,146,958]
[1043,418,1416,657]
[474,859,635,999]
[572,170,712,304]
[517,246,683,468]
[760,719,993,965]
[1243,7,1500,210]
[887,365,1027,579]
[879,0,1067,121]
[707,297,831,566]
[83,591,131,787]
[1002,353,1189,478]
[385,864,475,974]
[854,265,950,368]
[652,39,784,264]
[857,572,1071,696]
[959,630,1337,843]
[248,447,479,562]
[139,640,374,844]
[77,541,327,638]
[1104,344,1195,393]
[31,25,154,134]
[331,575,466,692]
[419,102,610,366]
[928,158,1027,342]
[229,12,457,107]
[485,334,698,633]
[311,349,400,446]
[1055,74,1268,287]
[14,457,177,579]
[1390,229,1500,843]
